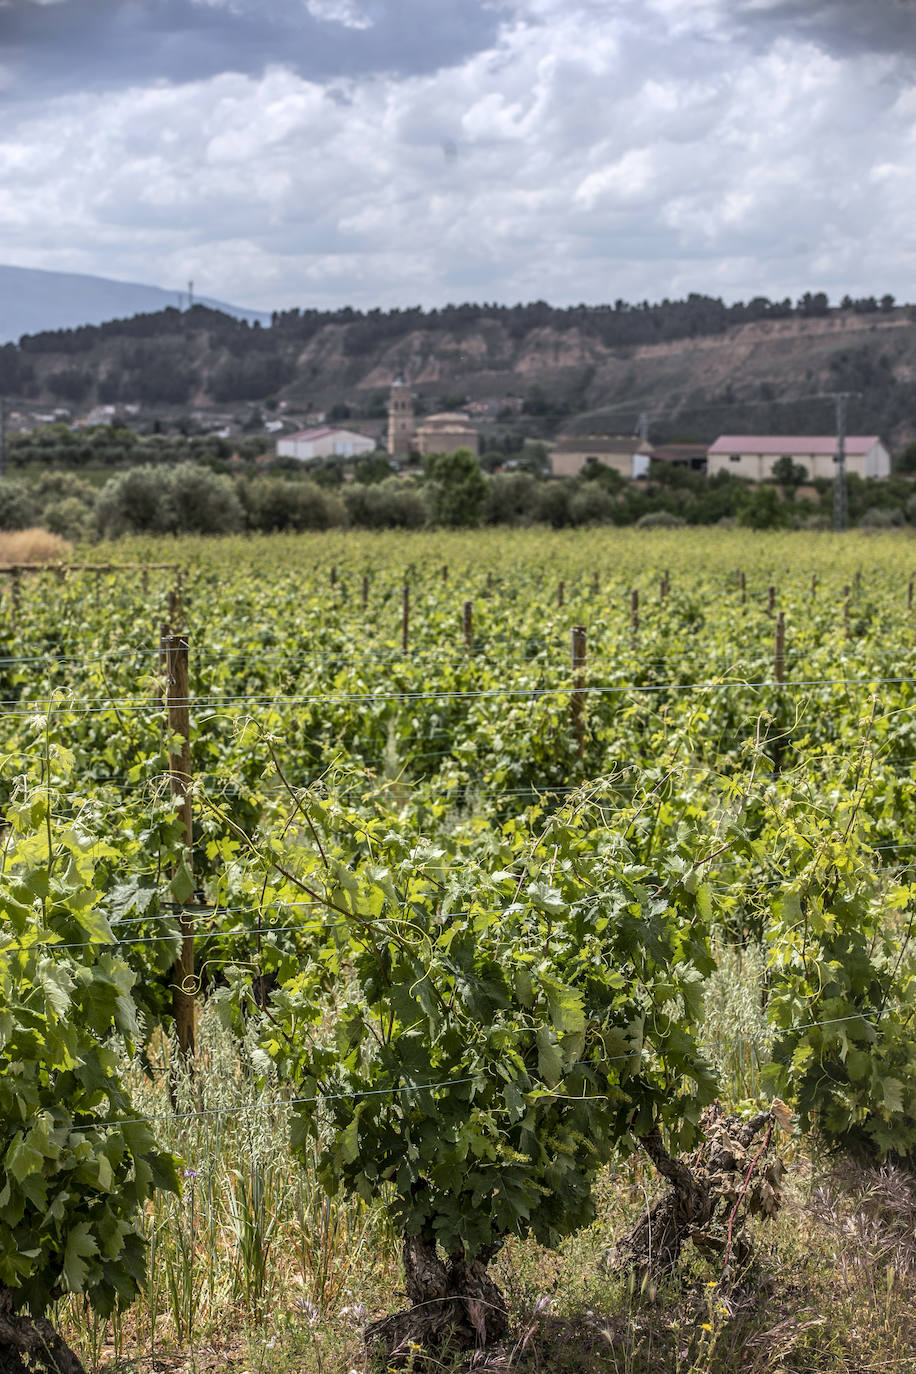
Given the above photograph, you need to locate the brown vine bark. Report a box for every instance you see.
[364,1231,509,1364]
[609,1104,785,1283]
[0,1288,85,1374]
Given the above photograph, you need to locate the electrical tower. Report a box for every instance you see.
[833,392,848,532]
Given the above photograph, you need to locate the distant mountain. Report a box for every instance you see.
[0,264,270,343]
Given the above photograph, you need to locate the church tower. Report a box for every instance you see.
[387,378,414,458]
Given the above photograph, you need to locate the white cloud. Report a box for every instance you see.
[1,0,914,309]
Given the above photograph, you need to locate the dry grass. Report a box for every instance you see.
[0,528,70,564]
[52,1013,916,1374]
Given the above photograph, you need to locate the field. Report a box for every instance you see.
[2,527,916,1374]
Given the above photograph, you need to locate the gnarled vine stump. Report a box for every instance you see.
[609,1103,786,1283]
[365,1231,509,1364]
[0,1288,85,1374]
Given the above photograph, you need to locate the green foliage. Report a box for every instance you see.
[0,772,179,1316]
[253,788,716,1262]
[424,448,488,527]
[765,830,916,1162]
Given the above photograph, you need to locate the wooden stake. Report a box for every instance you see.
[557,580,565,608]
[330,566,337,587]
[591,572,599,596]
[774,611,785,684]
[767,585,775,617]
[486,571,493,594]
[10,568,20,625]
[908,575,914,612]
[739,570,746,605]
[571,625,587,759]
[463,600,473,654]
[362,574,369,608]
[141,567,149,597]
[442,565,448,583]
[843,585,851,638]
[811,573,817,600]
[401,585,409,654]
[164,633,194,1062]
[630,588,639,632]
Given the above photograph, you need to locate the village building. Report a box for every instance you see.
[549,434,654,479]
[414,412,479,457]
[386,382,479,458]
[707,435,891,482]
[276,425,376,462]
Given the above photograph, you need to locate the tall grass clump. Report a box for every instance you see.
[0,528,70,562]
[703,934,773,1102]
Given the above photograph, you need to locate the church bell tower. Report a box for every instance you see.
[387,378,414,458]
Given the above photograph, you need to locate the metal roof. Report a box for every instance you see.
[709,435,880,456]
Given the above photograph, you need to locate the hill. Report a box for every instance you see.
[0,264,269,344]
[1,292,914,447]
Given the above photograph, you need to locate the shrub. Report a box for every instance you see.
[0,784,179,1323]
[483,471,538,525]
[635,510,686,528]
[343,478,428,529]
[424,448,487,527]
[42,497,94,542]
[244,478,347,532]
[568,483,617,525]
[858,506,904,528]
[95,468,168,537]
[0,480,39,531]
[255,792,716,1351]
[163,463,244,535]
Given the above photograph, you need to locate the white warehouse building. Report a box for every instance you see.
[276,426,377,462]
[707,435,891,482]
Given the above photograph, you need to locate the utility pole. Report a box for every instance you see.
[0,397,6,478]
[636,411,650,446]
[833,392,849,532]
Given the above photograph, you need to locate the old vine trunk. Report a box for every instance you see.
[365,1232,509,1362]
[0,1289,85,1374]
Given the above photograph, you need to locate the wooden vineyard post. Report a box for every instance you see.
[591,572,599,597]
[402,585,410,655]
[843,585,851,638]
[909,574,915,612]
[330,565,337,587]
[767,585,775,617]
[660,569,669,601]
[854,568,861,595]
[630,588,639,632]
[571,625,587,759]
[442,565,448,583]
[811,573,817,600]
[739,570,746,605]
[141,567,149,598]
[463,600,473,654]
[94,569,102,609]
[362,574,369,609]
[163,634,195,1062]
[9,568,20,626]
[486,571,493,594]
[774,611,785,684]
[557,580,565,608]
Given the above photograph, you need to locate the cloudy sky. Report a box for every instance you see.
[1,0,915,311]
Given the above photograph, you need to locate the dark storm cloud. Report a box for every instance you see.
[0,0,509,100]
[731,0,916,59]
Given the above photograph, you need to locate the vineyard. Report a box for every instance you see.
[2,527,916,1374]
